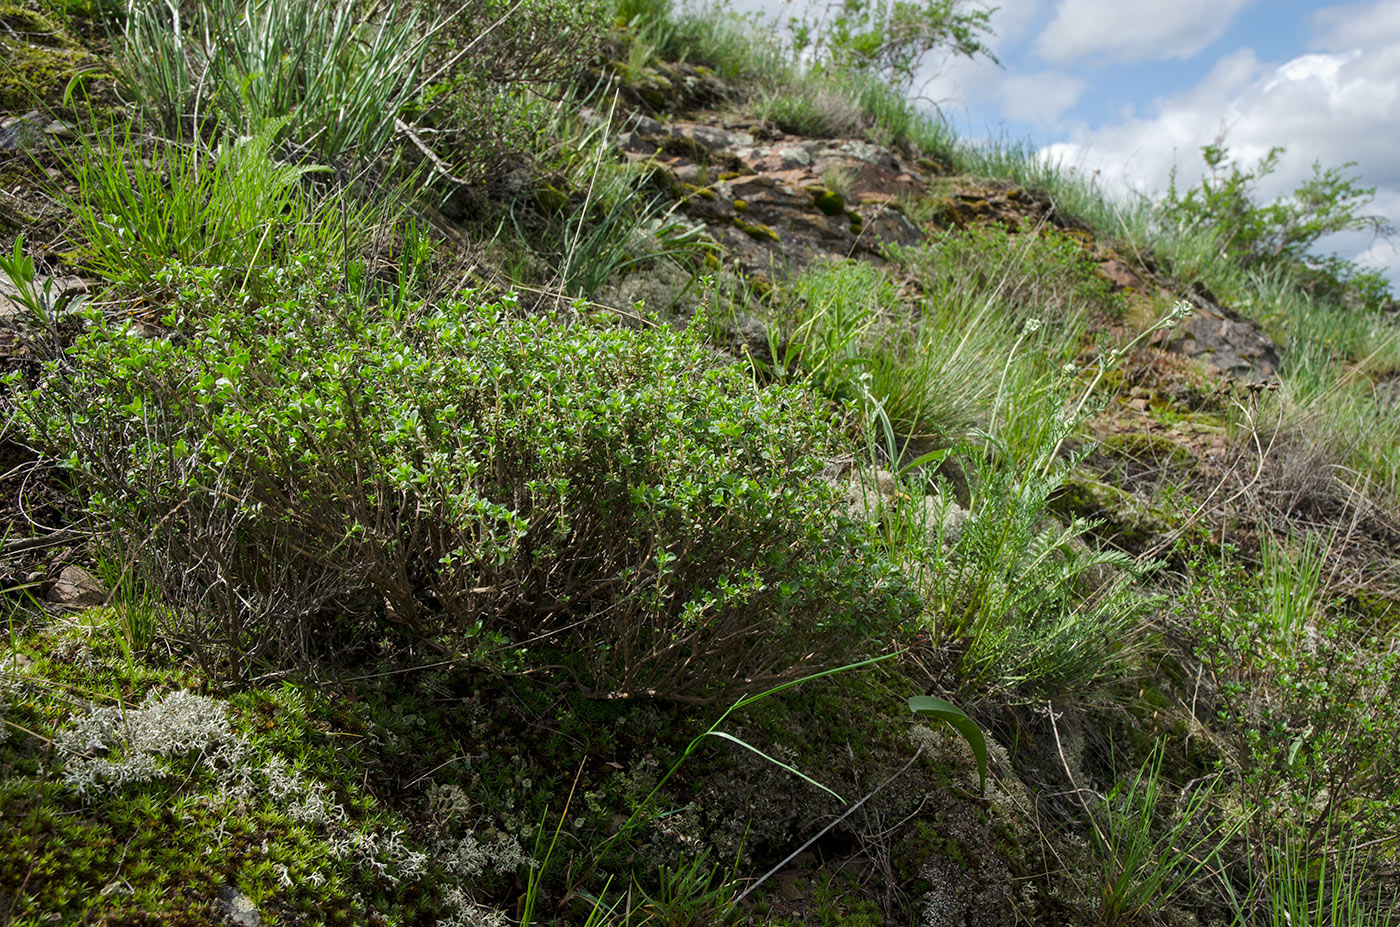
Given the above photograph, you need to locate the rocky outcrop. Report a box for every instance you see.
[620,116,927,280]
[1160,288,1280,382]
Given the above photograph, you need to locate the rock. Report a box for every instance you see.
[918,495,969,546]
[215,886,263,927]
[854,205,922,250]
[0,270,90,320]
[0,111,46,151]
[1377,375,1400,410]
[1163,300,1280,382]
[45,565,106,608]
[1098,258,1145,290]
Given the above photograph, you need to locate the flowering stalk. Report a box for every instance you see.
[1042,299,1195,476]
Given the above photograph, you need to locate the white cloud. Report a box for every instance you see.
[1035,3,1400,284]
[1313,0,1400,50]
[1034,0,1257,65]
[996,71,1087,125]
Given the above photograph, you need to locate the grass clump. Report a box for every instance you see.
[111,0,427,166]
[926,422,1152,702]
[1090,746,1237,926]
[896,219,1124,325]
[59,121,377,290]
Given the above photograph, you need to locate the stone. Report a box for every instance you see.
[1163,301,1280,382]
[0,271,89,320]
[1098,258,1145,290]
[0,111,46,151]
[45,565,106,608]
[215,885,263,927]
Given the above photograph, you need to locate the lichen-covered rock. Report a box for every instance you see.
[45,564,106,608]
[618,117,935,278]
[1161,291,1280,381]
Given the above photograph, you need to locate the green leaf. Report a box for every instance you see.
[909,695,987,792]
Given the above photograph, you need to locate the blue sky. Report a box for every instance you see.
[719,0,1400,287]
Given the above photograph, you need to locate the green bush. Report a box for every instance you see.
[1160,141,1395,309]
[10,287,912,696]
[788,0,997,90]
[410,0,607,184]
[1180,535,1400,849]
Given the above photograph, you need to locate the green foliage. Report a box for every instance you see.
[757,81,867,138]
[896,219,1124,323]
[789,0,997,89]
[108,0,427,166]
[1091,746,1238,926]
[10,285,911,696]
[908,694,986,791]
[922,305,1198,701]
[411,0,607,184]
[928,426,1150,701]
[619,0,784,85]
[545,112,708,298]
[1161,141,1395,308]
[1239,830,1397,927]
[59,121,376,289]
[629,849,740,925]
[770,254,1090,445]
[1180,536,1400,848]
[1258,529,1329,644]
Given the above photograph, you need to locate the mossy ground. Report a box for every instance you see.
[0,4,101,114]
[4,604,1031,926]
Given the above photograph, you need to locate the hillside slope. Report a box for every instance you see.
[1,1,1398,925]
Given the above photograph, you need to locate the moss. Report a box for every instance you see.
[735,217,779,241]
[0,41,89,113]
[953,195,990,214]
[732,197,747,211]
[0,6,102,113]
[0,6,72,46]
[809,186,845,216]
[1354,591,1400,630]
[533,184,569,213]
[1051,472,1171,548]
[682,181,716,201]
[1099,430,1194,469]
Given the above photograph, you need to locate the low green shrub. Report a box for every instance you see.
[1180,535,1400,849]
[410,0,607,185]
[10,286,912,696]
